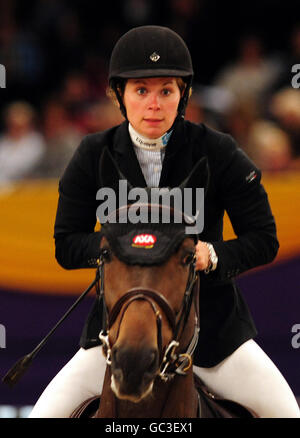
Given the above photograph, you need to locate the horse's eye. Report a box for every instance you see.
[101,248,112,263]
[182,252,195,266]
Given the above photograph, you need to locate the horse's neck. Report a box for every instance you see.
[97,367,199,418]
[155,370,199,418]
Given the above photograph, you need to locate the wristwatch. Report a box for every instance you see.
[204,242,218,274]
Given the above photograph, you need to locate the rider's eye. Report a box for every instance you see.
[161,88,171,96]
[137,87,147,95]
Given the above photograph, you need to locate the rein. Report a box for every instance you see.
[97,251,200,381]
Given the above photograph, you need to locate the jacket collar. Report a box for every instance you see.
[112,120,186,187]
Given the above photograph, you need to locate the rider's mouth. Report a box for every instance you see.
[143,118,163,125]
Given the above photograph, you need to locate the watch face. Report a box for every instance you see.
[204,242,218,273]
[209,244,218,269]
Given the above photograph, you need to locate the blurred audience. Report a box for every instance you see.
[165,0,201,42]
[223,99,259,147]
[246,120,293,172]
[270,24,300,92]
[31,100,82,179]
[185,94,205,125]
[269,88,300,158]
[121,0,155,26]
[82,98,124,134]
[214,35,281,115]
[0,18,44,104]
[59,72,94,133]
[0,102,46,184]
[0,1,299,184]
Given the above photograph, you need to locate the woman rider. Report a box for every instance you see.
[29,26,300,418]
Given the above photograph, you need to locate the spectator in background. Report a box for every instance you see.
[214,35,280,116]
[0,18,44,104]
[269,88,300,158]
[31,0,83,97]
[31,100,82,179]
[184,90,222,130]
[184,94,204,125]
[188,84,237,132]
[222,98,259,147]
[0,102,46,184]
[246,120,293,172]
[165,0,200,38]
[269,24,300,92]
[60,72,94,134]
[82,98,124,134]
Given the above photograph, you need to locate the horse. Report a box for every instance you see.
[71,204,256,418]
[70,150,257,418]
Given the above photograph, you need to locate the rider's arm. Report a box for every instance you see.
[54,135,103,269]
[207,134,279,280]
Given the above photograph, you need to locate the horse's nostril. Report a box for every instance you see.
[113,368,123,383]
[112,347,121,368]
[147,350,158,374]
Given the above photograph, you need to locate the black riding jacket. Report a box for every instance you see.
[54,119,279,367]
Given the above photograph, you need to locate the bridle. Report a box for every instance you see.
[97,247,200,382]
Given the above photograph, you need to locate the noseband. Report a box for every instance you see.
[97,250,200,382]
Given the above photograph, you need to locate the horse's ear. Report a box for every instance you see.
[179,157,210,195]
[99,146,133,191]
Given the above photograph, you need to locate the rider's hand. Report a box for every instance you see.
[195,240,211,271]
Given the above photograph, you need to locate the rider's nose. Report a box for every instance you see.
[148,93,160,110]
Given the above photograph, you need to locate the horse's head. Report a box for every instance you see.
[97,148,208,403]
[99,219,198,402]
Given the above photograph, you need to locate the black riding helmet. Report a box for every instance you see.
[109,25,194,120]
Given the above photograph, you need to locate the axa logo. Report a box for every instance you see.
[132,233,157,248]
[0,64,6,88]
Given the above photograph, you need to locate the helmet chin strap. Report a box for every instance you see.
[113,82,127,118]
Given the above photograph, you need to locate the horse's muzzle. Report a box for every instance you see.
[110,344,159,402]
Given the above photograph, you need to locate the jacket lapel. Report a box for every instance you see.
[159,118,188,187]
[112,122,147,187]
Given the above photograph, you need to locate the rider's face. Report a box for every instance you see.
[123,77,181,139]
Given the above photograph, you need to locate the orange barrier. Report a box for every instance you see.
[1,172,300,295]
